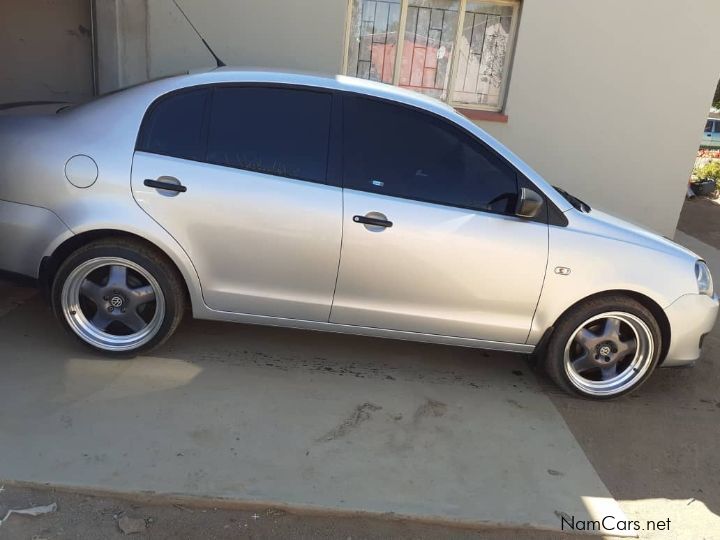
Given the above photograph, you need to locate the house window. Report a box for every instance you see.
[344,0,520,112]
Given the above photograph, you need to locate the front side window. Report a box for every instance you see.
[207,87,333,183]
[343,96,518,214]
[344,0,520,112]
[137,88,209,161]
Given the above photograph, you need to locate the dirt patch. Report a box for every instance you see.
[412,399,447,423]
[316,402,382,442]
[0,484,576,539]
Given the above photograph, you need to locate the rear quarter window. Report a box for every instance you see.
[136,88,209,161]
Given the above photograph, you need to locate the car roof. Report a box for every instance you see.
[154,67,458,118]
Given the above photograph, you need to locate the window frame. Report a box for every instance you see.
[135,86,212,162]
[136,83,342,187]
[341,0,521,114]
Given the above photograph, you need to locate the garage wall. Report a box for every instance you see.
[0,0,93,104]
[94,0,149,93]
[97,0,720,237]
[146,0,347,77]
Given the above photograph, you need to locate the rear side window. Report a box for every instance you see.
[343,96,518,215]
[207,87,332,183]
[137,89,208,161]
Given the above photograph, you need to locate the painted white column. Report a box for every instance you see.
[94,0,149,94]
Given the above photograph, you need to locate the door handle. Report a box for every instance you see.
[144,178,187,193]
[353,214,393,228]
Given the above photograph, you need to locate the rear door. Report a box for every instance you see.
[330,95,548,344]
[131,85,343,321]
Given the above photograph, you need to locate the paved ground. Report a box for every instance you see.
[0,280,624,537]
[1,197,719,539]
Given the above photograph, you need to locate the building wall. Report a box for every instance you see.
[0,0,93,104]
[95,0,149,93]
[482,0,720,237]
[97,0,720,236]
[146,0,347,78]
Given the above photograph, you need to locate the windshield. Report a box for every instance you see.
[553,186,591,213]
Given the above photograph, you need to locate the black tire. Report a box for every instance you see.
[544,295,662,400]
[51,237,185,356]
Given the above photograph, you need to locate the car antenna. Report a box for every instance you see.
[171,0,226,68]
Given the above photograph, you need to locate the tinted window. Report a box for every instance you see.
[138,89,208,161]
[706,120,713,133]
[207,87,332,183]
[343,97,518,214]
[714,121,720,134]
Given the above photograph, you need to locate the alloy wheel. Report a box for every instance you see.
[61,257,165,352]
[563,311,654,397]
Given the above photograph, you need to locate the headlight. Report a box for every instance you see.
[696,260,714,296]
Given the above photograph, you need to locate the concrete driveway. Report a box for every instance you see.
[0,280,626,537]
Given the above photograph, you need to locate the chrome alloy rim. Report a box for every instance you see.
[563,311,654,397]
[61,257,165,352]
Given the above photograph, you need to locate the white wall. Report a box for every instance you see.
[482,0,720,236]
[97,0,720,236]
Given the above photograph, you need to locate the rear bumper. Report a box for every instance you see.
[663,293,719,367]
[0,199,72,278]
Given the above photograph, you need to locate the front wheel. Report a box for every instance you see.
[51,238,185,355]
[544,296,661,399]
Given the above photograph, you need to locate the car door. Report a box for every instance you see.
[329,95,548,344]
[712,120,720,147]
[703,119,714,147]
[131,85,343,321]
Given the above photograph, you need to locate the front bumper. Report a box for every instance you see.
[663,292,719,367]
[0,199,72,278]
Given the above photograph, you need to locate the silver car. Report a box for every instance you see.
[0,69,717,399]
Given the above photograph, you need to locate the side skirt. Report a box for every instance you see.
[194,307,535,354]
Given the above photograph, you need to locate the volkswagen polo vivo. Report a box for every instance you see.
[0,69,716,399]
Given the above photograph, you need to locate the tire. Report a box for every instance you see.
[544,295,661,399]
[51,238,185,356]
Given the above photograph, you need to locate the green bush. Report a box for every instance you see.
[694,161,720,184]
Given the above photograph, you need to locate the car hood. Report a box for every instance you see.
[571,207,700,262]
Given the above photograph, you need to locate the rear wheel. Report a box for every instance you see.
[544,296,661,399]
[51,239,185,355]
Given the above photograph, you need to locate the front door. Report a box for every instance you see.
[132,85,342,321]
[330,95,548,344]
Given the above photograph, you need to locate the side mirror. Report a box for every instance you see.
[515,187,544,219]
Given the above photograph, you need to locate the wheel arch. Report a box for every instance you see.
[536,289,671,366]
[39,229,193,311]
